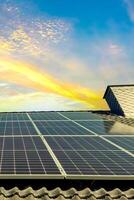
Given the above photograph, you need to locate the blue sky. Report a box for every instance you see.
[37,0,130,27]
[0,0,134,111]
[18,0,132,31]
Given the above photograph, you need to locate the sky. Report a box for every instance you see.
[0,0,134,111]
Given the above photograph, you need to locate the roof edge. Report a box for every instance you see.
[103,84,134,99]
[0,187,133,199]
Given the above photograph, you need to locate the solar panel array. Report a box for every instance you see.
[0,111,133,179]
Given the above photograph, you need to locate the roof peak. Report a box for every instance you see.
[103,84,134,98]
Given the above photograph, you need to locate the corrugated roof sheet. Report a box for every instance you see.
[0,187,133,200]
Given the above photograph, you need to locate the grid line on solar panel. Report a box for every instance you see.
[45,136,118,151]
[34,121,94,136]
[32,120,71,122]
[0,136,61,175]
[58,112,134,135]
[58,112,100,136]
[104,136,134,151]
[29,112,65,120]
[53,150,134,176]
[74,120,134,135]
[45,136,134,176]
[27,136,46,173]
[0,113,29,121]
[20,136,31,174]
[58,111,106,120]
[60,111,134,157]
[71,119,111,121]
[0,121,38,136]
[1,111,133,179]
[27,113,67,176]
[32,119,111,121]
[97,135,134,137]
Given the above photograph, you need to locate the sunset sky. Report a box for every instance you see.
[0,0,134,111]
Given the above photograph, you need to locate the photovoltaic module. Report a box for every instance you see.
[0,111,133,179]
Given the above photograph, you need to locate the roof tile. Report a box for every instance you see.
[0,187,133,199]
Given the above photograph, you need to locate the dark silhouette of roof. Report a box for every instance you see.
[103,84,134,99]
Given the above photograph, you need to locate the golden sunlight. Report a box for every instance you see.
[0,56,108,109]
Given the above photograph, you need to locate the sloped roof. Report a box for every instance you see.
[0,187,134,200]
[103,84,134,99]
[95,112,134,127]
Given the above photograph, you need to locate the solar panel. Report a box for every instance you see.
[45,136,118,151]
[52,151,134,176]
[0,121,38,136]
[59,111,104,120]
[0,113,29,121]
[75,120,134,135]
[34,121,94,135]
[105,136,134,151]
[0,111,133,179]
[29,112,65,120]
[45,136,134,177]
[0,136,61,176]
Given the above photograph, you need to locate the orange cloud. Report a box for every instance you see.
[0,56,108,109]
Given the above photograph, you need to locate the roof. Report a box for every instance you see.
[103,84,134,99]
[0,187,134,200]
[0,111,133,196]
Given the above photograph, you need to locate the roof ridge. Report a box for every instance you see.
[0,187,133,198]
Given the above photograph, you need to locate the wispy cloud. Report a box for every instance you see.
[0,4,71,56]
[0,0,133,111]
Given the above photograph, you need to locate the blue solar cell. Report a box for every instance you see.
[105,136,134,151]
[34,121,94,135]
[59,111,103,120]
[29,112,65,120]
[0,121,38,136]
[0,113,29,121]
[45,136,134,176]
[0,136,61,176]
[0,111,133,179]
[75,120,134,135]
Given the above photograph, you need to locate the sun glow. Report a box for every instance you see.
[0,57,108,109]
